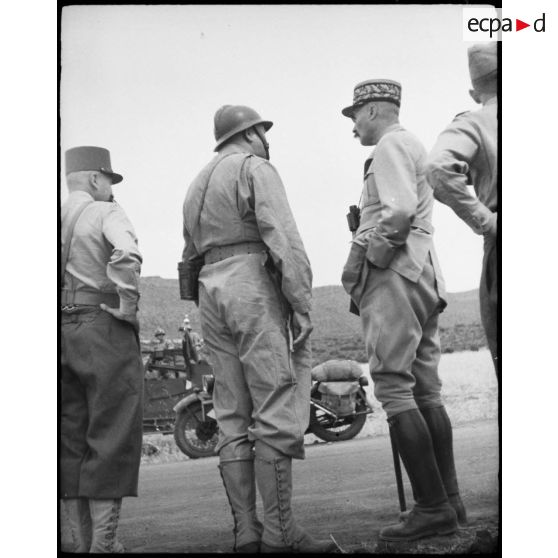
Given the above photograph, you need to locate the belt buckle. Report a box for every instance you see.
[61,304,79,313]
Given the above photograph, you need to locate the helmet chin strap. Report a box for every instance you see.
[253,127,270,160]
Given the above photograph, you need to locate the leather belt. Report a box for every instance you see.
[61,290,120,307]
[204,242,267,265]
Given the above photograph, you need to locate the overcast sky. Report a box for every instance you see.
[61,4,485,292]
[3,1,557,555]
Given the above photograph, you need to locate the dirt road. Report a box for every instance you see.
[119,419,499,554]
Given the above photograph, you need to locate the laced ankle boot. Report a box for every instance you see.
[420,406,467,526]
[219,458,263,553]
[89,498,125,553]
[60,498,92,552]
[380,409,457,542]
[254,440,337,553]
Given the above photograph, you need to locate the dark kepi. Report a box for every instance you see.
[65,146,123,184]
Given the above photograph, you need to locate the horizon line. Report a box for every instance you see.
[140,275,478,296]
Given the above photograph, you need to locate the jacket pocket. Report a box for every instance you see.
[341,243,366,297]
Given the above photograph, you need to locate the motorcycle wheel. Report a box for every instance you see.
[309,392,368,442]
[174,401,219,459]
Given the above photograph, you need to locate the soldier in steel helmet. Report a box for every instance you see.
[181,106,336,553]
[60,146,144,552]
[426,43,499,381]
[151,326,175,378]
[340,80,464,541]
[153,327,174,350]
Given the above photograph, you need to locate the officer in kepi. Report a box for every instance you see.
[340,80,465,541]
[426,42,499,381]
[181,106,336,553]
[60,146,144,553]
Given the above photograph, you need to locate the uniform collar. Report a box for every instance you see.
[383,122,403,134]
[364,123,403,168]
[218,144,249,157]
[374,122,404,149]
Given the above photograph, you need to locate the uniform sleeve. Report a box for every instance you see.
[102,204,143,315]
[364,134,418,268]
[182,193,201,260]
[249,160,313,314]
[181,221,196,260]
[426,114,495,235]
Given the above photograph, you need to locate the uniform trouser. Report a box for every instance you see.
[479,234,498,378]
[60,308,144,498]
[198,253,311,460]
[358,258,444,418]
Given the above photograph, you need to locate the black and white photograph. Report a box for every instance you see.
[0,1,533,555]
[57,3,502,554]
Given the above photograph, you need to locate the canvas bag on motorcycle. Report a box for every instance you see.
[312,360,363,417]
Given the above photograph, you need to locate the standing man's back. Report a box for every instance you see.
[60,146,144,553]
[426,42,498,379]
[181,105,336,553]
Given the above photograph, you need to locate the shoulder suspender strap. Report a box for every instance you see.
[189,152,246,242]
[60,201,93,280]
[236,154,253,206]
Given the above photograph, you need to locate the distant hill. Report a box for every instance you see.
[139,277,485,363]
[309,285,485,362]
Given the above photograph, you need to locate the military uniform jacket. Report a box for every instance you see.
[61,191,142,314]
[352,124,446,298]
[182,147,312,314]
[426,97,498,235]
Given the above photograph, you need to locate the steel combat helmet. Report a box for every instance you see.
[155,327,166,336]
[213,105,273,151]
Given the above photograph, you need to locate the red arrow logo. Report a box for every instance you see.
[516,19,530,31]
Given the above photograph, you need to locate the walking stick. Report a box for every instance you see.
[389,424,407,513]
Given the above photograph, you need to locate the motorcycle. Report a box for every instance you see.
[172,359,374,459]
[307,359,374,442]
[172,360,219,458]
[142,345,191,435]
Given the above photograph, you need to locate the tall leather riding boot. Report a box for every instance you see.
[219,458,264,553]
[380,409,457,542]
[89,498,125,553]
[60,498,92,553]
[254,440,337,553]
[420,406,467,526]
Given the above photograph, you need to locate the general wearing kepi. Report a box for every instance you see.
[341,79,466,542]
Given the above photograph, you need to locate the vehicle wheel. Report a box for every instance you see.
[174,401,219,458]
[309,392,368,442]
